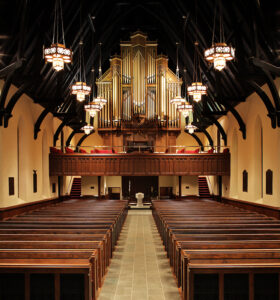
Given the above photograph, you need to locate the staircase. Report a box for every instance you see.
[70,177,81,198]
[198,176,211,198]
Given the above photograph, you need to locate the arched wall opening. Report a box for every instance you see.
[17,117,28,201]
[254,116,263,200]
[42,130,49,198]
[230,128,238,198]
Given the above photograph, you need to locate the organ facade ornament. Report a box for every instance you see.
[96,31,183,133]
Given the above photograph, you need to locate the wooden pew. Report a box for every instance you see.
[0,199,128,299]
[152,199,280,299]
[0,249,98,300]
[181,249,280,300]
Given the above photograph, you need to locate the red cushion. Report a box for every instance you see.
[165,148,169,153]
[65,147,74,153]
[186,148,200,154]
[50,147,63,154]
[92,149,113,154]
[177,148,185,154]
[50,147,57,154]
[223,148,229,153]
[100,150,113,154]
[79,148,87,153]
[208,148,214,153]
[186,150,196,154]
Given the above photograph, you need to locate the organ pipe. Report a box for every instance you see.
[96,32,182,130]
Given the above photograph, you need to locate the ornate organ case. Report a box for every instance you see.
[96,32,182,150]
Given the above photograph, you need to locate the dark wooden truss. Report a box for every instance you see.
[0,0,278,140]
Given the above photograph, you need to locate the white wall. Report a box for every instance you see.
[81,176,99,196]
[181,176,198,196]
[105,176,122,199]
[219,79,280,206]
[0,82,73,207]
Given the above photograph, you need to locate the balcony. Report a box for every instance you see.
[49,146,230,176]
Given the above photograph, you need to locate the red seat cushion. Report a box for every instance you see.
[185,150,196,154]
[186,148,200,154]
[79,148,87,153]
[177,148,185,154]
[165,148,169,153]
[100,150,113,153]
[223,148,230,153]
[50,147,63,154]
[208,148,214,153]
[92,149,113,154]
[65,147,74,153]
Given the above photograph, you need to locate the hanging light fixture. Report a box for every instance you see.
[187,42,207,102]
[84,102,102,117]
[170,42,184,106]
[94,42,108,107]
[43,0,72,71]
[185,111,197,134]
[187,82,207,102]
[185,124,197,134]
[71,41,91,101]
[94,96,107,107]
[81,124,94,135]
[177,102,193,117]
[204,0,235,71]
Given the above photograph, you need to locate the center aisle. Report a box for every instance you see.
[98,210,181,300]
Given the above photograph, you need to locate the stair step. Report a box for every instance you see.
[70,178,81,198]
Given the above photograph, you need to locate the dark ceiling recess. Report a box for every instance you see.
[0,0,279,132]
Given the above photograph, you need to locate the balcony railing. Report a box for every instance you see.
[49,145,230,176]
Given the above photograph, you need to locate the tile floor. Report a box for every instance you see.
[98,210,181,300]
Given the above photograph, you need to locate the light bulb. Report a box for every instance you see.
[89,111,96,117]
[193,93,201,102]
[188,128,194,134]
[214,56,226,71]
[52,57,64,71]
[77,92,85,102]
[84,129,91,135]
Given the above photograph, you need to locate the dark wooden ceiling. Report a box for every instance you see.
[0,0,279,133]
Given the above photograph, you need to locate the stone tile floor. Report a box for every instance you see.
[98,210,181,300]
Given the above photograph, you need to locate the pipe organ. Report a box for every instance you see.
[96,31,182,135]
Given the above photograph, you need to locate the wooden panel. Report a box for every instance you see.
[49,153,230,177]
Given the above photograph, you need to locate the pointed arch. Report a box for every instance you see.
[42,130,49,198]
[254,115,263,200]
[230,128,238,197]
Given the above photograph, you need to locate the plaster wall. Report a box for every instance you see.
[0,83,72,207]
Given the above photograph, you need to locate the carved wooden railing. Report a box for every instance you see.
[49,153,230,176]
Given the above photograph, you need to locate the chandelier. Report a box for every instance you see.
[43,0,72,71]
[81,124,94,135]
[71,81,91,102]
[204,1,235,71]
[170,42,184,106]
[84,102,102,117]
[204,43,235,71]
[71,41,91,101]
[170,95,184,106]
[187,42,207,102]
[94,96,107,107]
[185,124,197,134]
[187,82,207,102]
[177,102,193,117]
